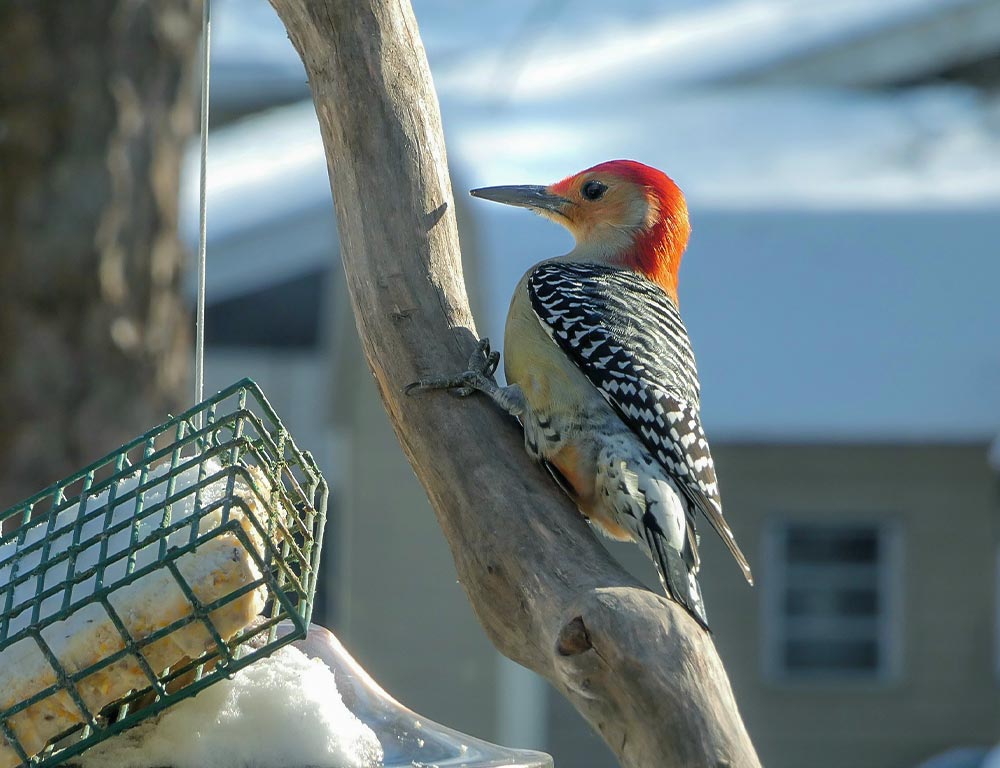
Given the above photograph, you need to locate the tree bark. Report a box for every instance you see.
[267,2,761,766]
[0,0,199,508]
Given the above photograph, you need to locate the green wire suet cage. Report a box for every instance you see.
[0,379,327,768]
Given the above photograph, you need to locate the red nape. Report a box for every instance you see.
[582,160,691,303]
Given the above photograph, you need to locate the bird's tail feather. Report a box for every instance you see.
[643,513,709,631]
[696,497,754,586]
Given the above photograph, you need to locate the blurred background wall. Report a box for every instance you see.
[3,2,1000,767]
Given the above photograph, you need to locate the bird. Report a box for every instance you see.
[406,159,752,629]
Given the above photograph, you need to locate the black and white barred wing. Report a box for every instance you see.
[527,261,752,584]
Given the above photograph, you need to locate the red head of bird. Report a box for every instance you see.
[470,160,691,303]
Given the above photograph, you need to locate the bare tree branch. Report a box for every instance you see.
[267,2,761,766]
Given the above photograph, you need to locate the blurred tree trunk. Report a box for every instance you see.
[0,1,200,507]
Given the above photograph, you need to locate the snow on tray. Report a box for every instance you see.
[75,645,383,768]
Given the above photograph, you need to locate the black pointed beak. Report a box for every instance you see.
[469,184,571,216]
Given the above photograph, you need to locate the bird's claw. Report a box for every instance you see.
[404,338,500,398]
[470,337,501,376]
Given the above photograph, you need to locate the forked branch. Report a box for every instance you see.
[267,2,761,765]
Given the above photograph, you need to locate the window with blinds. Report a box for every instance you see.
[766,522,899,680]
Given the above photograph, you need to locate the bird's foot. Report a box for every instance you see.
[404,338,500,398]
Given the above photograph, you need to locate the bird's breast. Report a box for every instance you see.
[503,273,606,417]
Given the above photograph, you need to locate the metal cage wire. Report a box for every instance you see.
[0,379,327,767]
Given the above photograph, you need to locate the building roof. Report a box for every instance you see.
[210,0,1000,112]
[446,88,1000,209]
[179,103,336,303]
[182,93,1000,441]
[186,2,1000,441]
[714,0,1000,87]
[433,0,1000,99]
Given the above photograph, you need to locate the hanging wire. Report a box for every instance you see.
[194,0,212,419]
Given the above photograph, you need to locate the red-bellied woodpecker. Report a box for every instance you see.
[407,160,752,629]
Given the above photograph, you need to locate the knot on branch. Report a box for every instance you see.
[557,616,593,656]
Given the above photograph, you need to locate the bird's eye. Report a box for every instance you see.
[581,180,607,201]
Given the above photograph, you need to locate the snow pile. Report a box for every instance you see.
[446,86,1000,208]
[212,0,994,103]
[77,646,383,768]
[431,0,984,100]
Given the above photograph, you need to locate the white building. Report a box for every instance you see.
[185,3,1000,766]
